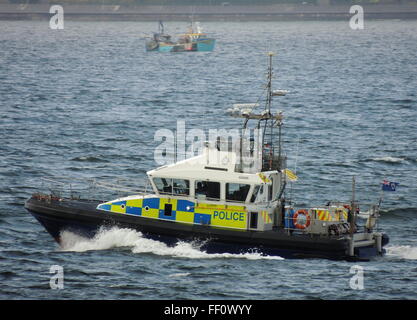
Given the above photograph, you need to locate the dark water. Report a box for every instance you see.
[1,20,417,300]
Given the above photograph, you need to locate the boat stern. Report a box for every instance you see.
[347,231,389,260]
[196,38,216,52]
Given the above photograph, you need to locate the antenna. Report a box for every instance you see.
[159,20,164,34]
[266,51,275,114]
[350,176,356,234]
[227,51,286,173]
[263,52,277,171]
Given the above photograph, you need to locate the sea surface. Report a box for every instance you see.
[0,19,417,300]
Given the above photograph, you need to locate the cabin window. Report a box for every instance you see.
[153,178,189,196]
[195,180,220,200]
[226,183,250,202]
[252,185,269,203]
[268,184,273,201]
[250,185,261,203]
[153,177,173,194]
[173,179,190,195]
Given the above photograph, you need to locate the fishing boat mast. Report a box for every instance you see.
[158,20,164,34]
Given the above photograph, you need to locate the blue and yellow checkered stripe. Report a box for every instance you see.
[97,197,248,229]
[97,197,196,223]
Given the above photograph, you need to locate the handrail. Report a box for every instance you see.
[39,176,154,200]
[93,180,149,194]
[286,201,380,211]
[283,214,355,236]
[283,204,380,236]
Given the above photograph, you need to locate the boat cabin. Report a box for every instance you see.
[97,139,284,232]
[148,141,282,204]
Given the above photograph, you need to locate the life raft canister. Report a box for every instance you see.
[293,209,311,229]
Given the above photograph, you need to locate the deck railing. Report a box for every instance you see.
[38,176,153,201]
[283,202,381,236]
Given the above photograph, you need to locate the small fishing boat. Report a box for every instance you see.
[145,21,215,52]
[25,53,388,260]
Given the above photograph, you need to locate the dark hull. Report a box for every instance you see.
[24,196,387,261]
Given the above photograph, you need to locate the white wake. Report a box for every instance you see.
[385,245,417,260]
[59,227,284,260]
[372,156,407,164]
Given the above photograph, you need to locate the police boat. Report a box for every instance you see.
[25,53,388,261]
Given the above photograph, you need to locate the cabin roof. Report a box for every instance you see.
[147,147,271,184]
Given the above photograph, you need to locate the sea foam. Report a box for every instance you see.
[59,227,284,260]
[372,156,407,164]
[385,245,417,260]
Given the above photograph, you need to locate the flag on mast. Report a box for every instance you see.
[381,180,399,192]
[283,169,298,182]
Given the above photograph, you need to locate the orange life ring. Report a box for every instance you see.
[293,209,311,229]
